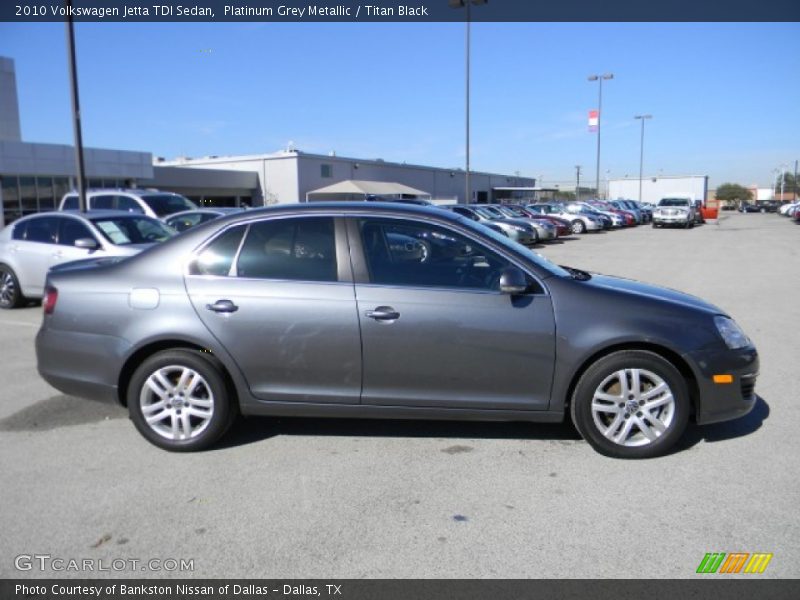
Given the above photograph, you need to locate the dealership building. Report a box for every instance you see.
[0,55,535,228]
[608,175,709,204]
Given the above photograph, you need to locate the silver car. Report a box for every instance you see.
[165,207,247,232]
[36,203,760,459]
[0,211,175,309]
[485,205,558,241]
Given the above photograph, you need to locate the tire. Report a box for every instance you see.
[0,264,26,309]
[570,350,690,459]
[688,221,695,229]
[651,222,657,228]
[128,349,237,451]
[571,220,586,234]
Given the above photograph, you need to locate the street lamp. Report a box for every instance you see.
[449,0,488,204]
[575,165,582,201]
[588,73,613,199]
[634,114,652,203]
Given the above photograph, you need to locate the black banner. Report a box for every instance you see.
[3,580,800,600]
[2,0,800,22]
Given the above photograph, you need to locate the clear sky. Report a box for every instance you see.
[1,21,798,188]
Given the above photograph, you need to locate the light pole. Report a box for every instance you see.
[588,73,613,199]
[65,0,87,212]
[449,0,487,204]
[635,114,652,203]
[779,164,787,201]
[575,165,581,201]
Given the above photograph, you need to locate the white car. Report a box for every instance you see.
[527,203,604,234]
[652,198,696,229]
[778,201,800,216]
[60,189,197,220]
[0,211,175,308]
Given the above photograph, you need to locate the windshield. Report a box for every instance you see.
[473,206,499,220]
[658,198,690,207]
[451,214,570,279]
[141,194,197,217]
[91,216,177,246]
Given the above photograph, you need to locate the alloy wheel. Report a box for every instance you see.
[590,368,675,447]
[139,365,215,441]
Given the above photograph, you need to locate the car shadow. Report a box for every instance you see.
[0,394,126,431]
[215,415,583,451]
[673,395,769,453]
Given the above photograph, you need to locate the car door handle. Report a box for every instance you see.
[365,307,400,321]
[206,299,239,313]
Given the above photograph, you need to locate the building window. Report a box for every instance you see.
[20,177,37,215]
[320,164,333,178]
[2,176,21,224]
[37,177,55,211]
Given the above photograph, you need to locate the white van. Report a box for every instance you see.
[59,189,197,220]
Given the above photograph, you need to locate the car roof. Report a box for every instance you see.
[61,209,151,218]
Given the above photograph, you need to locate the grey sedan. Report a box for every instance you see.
[36,203,758,458]
[0,211,175,309]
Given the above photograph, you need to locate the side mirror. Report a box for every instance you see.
[74,237,99,250]
[499,267,528,295]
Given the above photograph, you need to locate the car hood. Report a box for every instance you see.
[583,273,724,316]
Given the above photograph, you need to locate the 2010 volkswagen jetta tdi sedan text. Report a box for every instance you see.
[35,203,758,458]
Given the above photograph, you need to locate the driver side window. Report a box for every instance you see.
[358,218,513,291]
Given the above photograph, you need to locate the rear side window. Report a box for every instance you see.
[11,221,28,241]
[62,195,79,210]
[116,196,144,213]
[236,217,336,282]
[189,226,246,276]
[92,195,115,210]
[24,217,60,244]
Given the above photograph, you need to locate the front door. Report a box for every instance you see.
[351,216,556,411]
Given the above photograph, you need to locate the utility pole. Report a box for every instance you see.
[635,115,652,203]
[65,0,87,212]
[449,0,488,204]
[588,73,613,200]
[794,159,798,202]
[575,165,582,202]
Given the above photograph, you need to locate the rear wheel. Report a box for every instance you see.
[128,349,237,451]
[0,264,25,309]
[570,350,690,459]
[571,220,586,234]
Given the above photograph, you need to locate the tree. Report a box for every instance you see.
[715,183,753,204]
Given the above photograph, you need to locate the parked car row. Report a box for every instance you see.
[777,201,800,220]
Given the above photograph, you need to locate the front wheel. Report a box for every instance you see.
[570,350,690,458]
[571,220,586,234]
[0,264,26,309]
[128,349,237,451]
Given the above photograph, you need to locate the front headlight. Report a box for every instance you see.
[714,316,751,349]
[507,224,528,232]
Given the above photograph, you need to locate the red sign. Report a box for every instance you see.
[588,109,599,132]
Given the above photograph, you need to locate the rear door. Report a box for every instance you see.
[184,215,362,404]
[14,216,60,296]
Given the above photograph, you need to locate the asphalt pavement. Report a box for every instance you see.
[0,212,797,579]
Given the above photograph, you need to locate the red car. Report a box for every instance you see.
[510,206,572,236]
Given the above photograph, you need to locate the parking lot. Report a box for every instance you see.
[0,211,798,579]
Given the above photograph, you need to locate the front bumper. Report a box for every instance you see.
[508,230,537,245]
[687,344,759,425]
[654,212,691,225]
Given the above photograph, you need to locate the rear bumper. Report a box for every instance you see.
[36,326,128,405]
[687,345,760,425]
